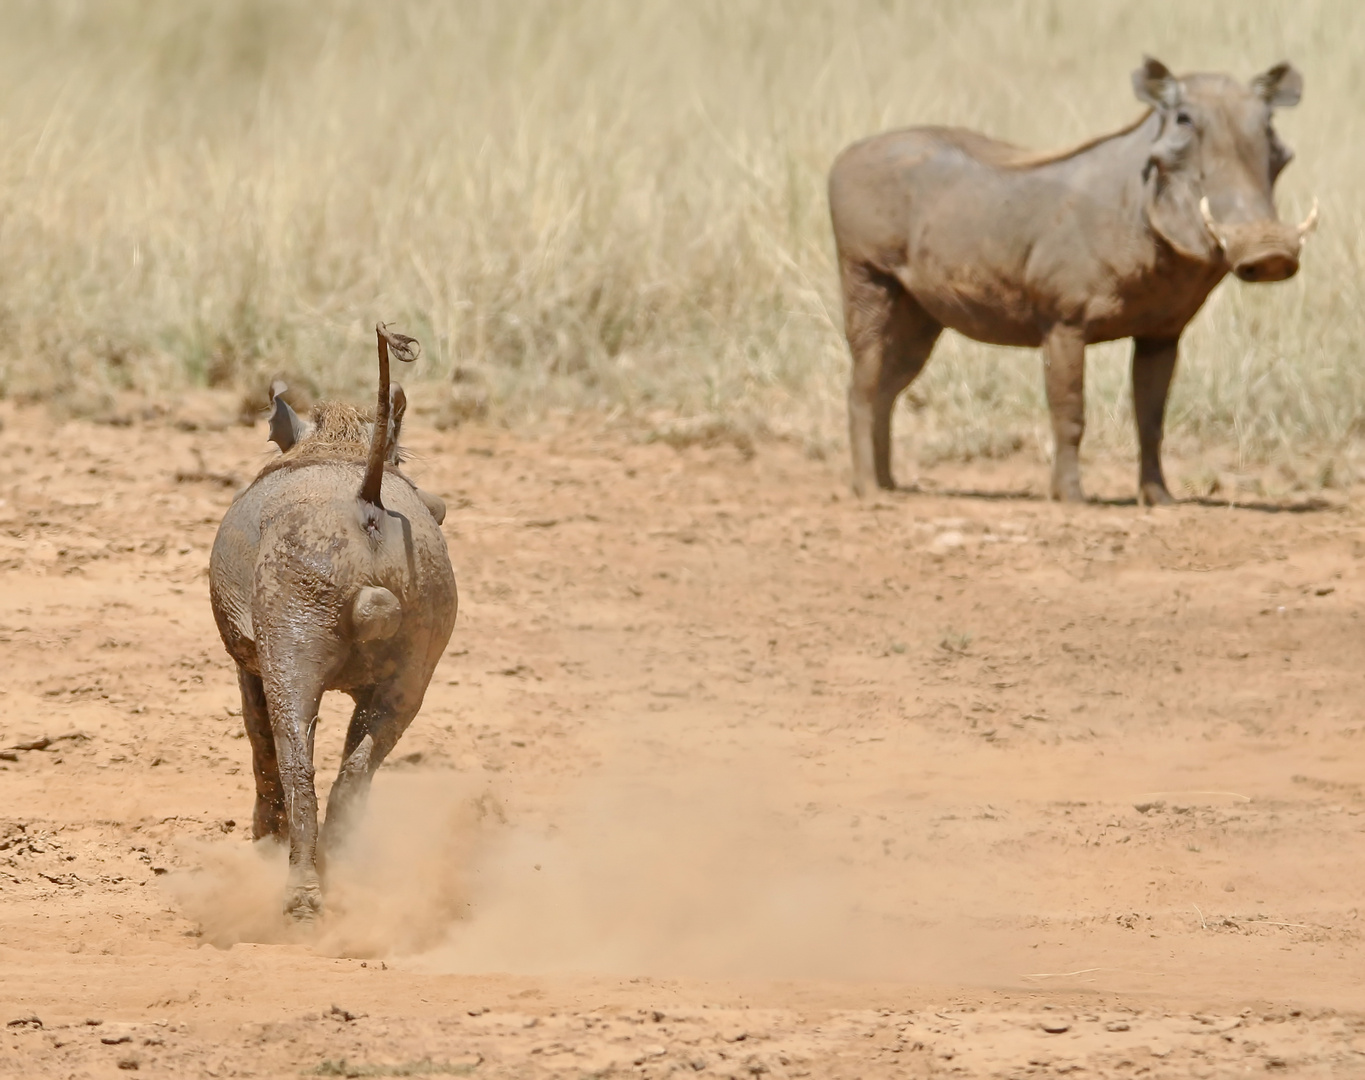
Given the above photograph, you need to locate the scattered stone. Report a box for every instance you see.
[1041,1020,1071,1034]
[931,530,966,551]
[1104,1020,1131,1032]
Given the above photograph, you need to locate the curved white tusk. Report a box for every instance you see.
[1296,196,1320,240]
[1198,197,1227,251]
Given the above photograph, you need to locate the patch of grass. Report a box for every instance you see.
[0,1,1358,472]
[939,630,974,656]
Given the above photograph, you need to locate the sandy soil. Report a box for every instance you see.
[2,395,1364,1079]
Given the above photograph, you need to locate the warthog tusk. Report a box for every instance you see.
[1198,197,1227,251]
[1296,196,1319,241]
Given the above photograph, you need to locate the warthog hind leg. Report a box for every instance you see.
[841,262,942,496]
[258,632,342,921]
[237,665,286,842]
[320,674,427,859]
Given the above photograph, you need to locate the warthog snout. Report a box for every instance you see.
[1235,251,1299,283]
[1200,196,1318,284]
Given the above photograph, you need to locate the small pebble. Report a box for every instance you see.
[1041,1020,1071,1034]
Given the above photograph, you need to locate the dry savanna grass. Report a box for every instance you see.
[0,0,1359,480]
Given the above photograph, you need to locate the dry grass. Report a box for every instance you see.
[0,1,1359,474]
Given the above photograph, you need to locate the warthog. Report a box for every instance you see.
[830,57,1317,503]
[209,326,457,919]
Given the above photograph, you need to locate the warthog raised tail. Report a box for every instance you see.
[209,326,457,919]
[829,57,1317,503]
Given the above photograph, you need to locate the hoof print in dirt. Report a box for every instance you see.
[209,323,458,919]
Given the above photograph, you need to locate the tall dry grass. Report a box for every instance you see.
[0,1,1359,472]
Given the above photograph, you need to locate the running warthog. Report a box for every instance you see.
[209,326,457,919]
[829,57,1317,503]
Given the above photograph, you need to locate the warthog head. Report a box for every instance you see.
[1133,57,1316,282]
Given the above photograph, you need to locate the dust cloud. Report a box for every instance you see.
[168,765,1025,985]
[164,772,488,956]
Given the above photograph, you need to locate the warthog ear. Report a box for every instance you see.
[267,381,307,452]
[1132,56,1181,110]
[1252,62,1302,108]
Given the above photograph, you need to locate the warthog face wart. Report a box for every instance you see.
[1135,58,1314,282]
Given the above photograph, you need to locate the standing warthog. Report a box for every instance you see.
[209,325,457,919]
[830,57,1318,503]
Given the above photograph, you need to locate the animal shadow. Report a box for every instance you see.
[889,483,1339,515]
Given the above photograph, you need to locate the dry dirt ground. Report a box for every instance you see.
[2,395,1365,1079]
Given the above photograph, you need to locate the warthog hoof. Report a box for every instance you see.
[284,881,323,922]
[1139,481,1176,507]
[1049,480,1087,503]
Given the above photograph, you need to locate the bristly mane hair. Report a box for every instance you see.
[250,326,420,507]
[990,110,1154,170]
[900,110,1155,172]
[252,400,408,482]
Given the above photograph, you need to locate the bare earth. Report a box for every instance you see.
[2,396,1364,1079]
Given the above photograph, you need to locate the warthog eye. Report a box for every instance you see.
[1175,110,1195,128]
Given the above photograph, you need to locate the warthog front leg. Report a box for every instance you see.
[1043,325,1087,502]
[237,665,285,841]
[1132,337,1180,506]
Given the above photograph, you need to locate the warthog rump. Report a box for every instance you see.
[829,57,1317,504]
